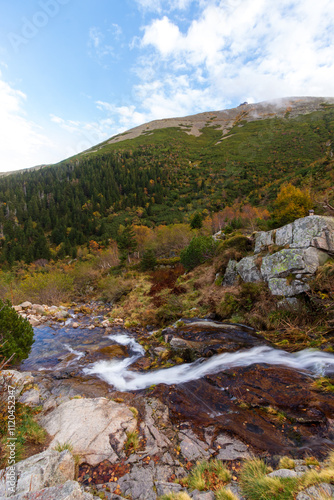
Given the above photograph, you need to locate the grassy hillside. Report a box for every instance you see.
[0,98,334,265]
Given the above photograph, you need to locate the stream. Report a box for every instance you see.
[17,319,334,456]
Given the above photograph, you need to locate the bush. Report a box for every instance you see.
[180,236,217,271]
[0,299,34,362]
[15,271,74,305]
[217,234,253,254]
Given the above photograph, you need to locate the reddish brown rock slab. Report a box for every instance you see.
[152,364,334,457]
[169,321,271,358]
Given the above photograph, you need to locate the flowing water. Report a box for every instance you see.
[20,322,334,392]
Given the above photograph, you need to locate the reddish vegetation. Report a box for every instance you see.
[148,264,186,306]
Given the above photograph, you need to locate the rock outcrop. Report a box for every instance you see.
[222,215,334,296]
[38,398,137,465]
[0,450,75,498]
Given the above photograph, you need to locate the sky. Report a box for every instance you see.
[0,0,334,172]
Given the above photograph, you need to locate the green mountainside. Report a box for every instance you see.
[1,96,334,264]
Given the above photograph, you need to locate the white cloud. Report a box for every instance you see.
[135,0,194,12]
[0,74,57,172]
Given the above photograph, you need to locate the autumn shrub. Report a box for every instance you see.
[14,271,74,305]
[217,234,253,254]
[155,291,184,326]
[97,275,133,303]
[0,299,34,362]
[71,261,100,299]
[273,183,313,226]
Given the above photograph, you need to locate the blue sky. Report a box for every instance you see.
[0,0,334,172]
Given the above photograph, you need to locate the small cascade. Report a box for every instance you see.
[83,337,334,392]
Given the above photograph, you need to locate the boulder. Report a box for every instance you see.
[19,301,32,309]
[261,248,329,281]
[31,304,45,315]
[236,256,262,283]
[0,450,74,497]
[38,397,137,465]
[267,278,309,296]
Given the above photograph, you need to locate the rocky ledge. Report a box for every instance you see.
[222,215,334,297]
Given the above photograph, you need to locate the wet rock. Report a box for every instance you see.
[167,321,267,359]
[38,398,137,465]
[153,363,334,457]
[72,322,79,329]
[0,450,74,497]
[7,480,96,499]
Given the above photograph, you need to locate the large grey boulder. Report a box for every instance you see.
[255,215,334,253]
[267,278,310,296]
[0,450,74,498]
[38,398,137,465]
[236,256,262,283]
[261,248,329,281]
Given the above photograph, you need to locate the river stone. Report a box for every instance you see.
[38,398,137,465]
[236,256,262,282]
[19,301,32,309]
[31,304,45,314]
[222,260,238,286]
[7,480,96,500]
[0,450,74,498]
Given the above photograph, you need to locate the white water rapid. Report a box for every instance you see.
[83,333,334,392]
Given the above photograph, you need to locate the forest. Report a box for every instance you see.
[0,104,333,266]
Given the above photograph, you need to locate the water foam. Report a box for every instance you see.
[83,335,334,392]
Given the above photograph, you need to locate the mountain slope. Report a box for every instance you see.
[0,96,334,264]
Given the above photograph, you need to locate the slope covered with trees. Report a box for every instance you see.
[0,99,334,265]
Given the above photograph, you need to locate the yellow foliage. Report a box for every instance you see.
[274,183,313,225]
